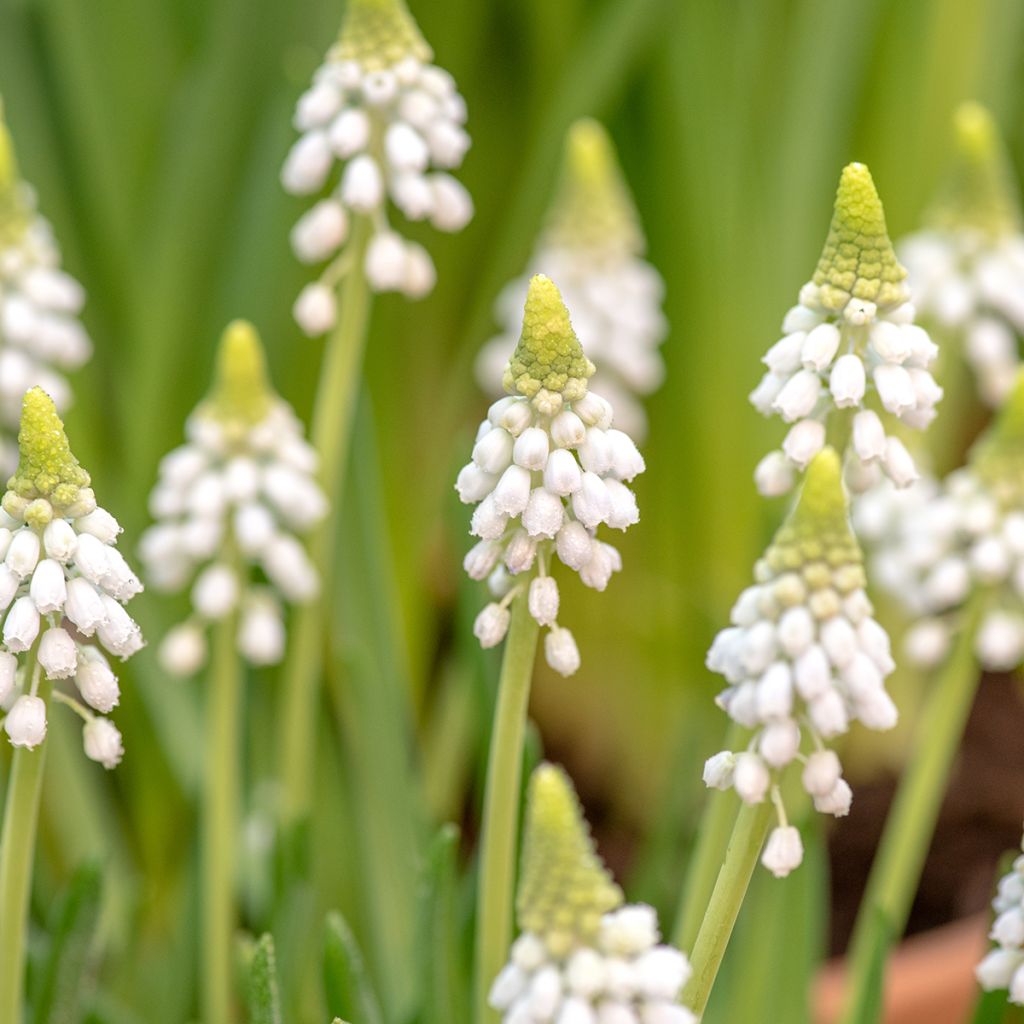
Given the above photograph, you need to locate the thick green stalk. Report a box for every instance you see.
[0,663,51,1024]
[201,600,243,1024]
[279,218,373,825]
[680,799,773,1017]
[474,592,541,1024]
[840,594,985,1023]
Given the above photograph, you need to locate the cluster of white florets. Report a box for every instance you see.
[284,47,471,331]
[489,906,695,1024]
[856,468,1024,672]
[140,399,325,676]
[751,281,941,496]
[0,194,91,474]
[458,391,644,677]
[977,840,1024,1005]
[900,231,1024,406]
[0,490,140,768]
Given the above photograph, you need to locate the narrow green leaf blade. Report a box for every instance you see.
[322,912,384,1024]
[244,934,282,1024]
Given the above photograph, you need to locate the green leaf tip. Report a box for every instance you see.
[971,367,1024,485]
[333,0,432,70]
[205,320,275,428]
[812,163,908,312]
[544,118,643,257]
[6,387,91,523]
[763,448,864,586]
[928,101,1021,238]
[502,274,595,413]
[517,762,623,957]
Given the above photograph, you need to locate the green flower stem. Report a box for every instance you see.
[0,654,50,1024]
[201,588,243,1024]
[279,217,373,825]
[474,591,541,1024]
[671,721,749,952]
[840,593,986,1024]
[680,799,773,1017]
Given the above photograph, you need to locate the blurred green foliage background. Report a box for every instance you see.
[1,0,1024,1021]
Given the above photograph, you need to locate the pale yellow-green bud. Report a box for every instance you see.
[971,367,1024,493]
[928,102,1021,239]
[202,320,275,430]
[332,0,432,70]
[543,119,643,259]
[760,448,865,594]
[5,387,91,520]
[0,97,29,247]
[812,163,908,312]
[502,275,595,414]
[516,763,622,958]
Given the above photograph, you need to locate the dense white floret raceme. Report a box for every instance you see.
[140,322,325,676]
[0,109,91,476]
[460,275,645,677]
[705,448,897,876]
[751,163,941,497]
[476,120,666,441]
[977,831,1024,1006]
[0,387,140,768]
[283,0,471,331]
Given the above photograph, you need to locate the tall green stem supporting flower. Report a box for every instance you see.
[680,799,773,1016]
[279,218,373,825]
[0,657,50,1024]
[840,593,986,1024]
[474,591,541,1024]
[201,594,243,1024]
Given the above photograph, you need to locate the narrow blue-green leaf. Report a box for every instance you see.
[322,912,384,1024]
[244,934,283,1024]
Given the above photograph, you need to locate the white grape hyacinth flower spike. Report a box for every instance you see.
[140,321,326,677]
[477,118,666,441]
[900,102,1024,407]
[705,448,899,876]
[489,763,695,1024]
[284,0,472,331]
[977,826,1024,1006]
[751,163,941,498]
[0,387,143,768]
[458,274,645,677]
[0,101,92,476]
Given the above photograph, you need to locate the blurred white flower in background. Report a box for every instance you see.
[977,827,1024,1006]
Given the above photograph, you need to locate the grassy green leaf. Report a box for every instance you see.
[322,912,384,1024]
[243,934,283,1024]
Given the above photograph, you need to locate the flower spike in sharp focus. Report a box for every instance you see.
[477,118,667,440]
[0,100,92,476]
[140,321,326,676]
[488,763,695,1024]
[857,367,1024,673]
[284,0,472,332]
[458,274,646,677]
[900,102,1024,406]
[705,447,899,876]
[977,825,1024,1005]
[751,163,941,497]
[0,387,143,767]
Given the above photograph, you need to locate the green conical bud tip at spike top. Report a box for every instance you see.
[928,102,1021,238]
[5,388,91,521]
[543,119,643,258]
[503,275,595,409]
[812,163,908,312]
[970,368,1024,488]
[333,0,432,70]
[204,320,275,428]
[516,764,623,957]
[761,449,865,590]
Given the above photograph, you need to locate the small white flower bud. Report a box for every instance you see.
[29,557,67,615]
[870,319,912,363]
[473,427,514,475]
[777,606,815,657]
[782,419,825,469]
[565,950,606,998]
[757,662,793,719]
[281,131,332,194]
[604,480,639,531]
[754,450,794,497]
[977,949,1024,991]
[192,564,239,620]
[703,751,736,790]
[384,121,429,171]
[504,528,537,575]
[571,472,612,528]
[882,436,918,488]
[293,282,337,336]
[852,409,886,462]
[341,154,384,213]
[455,463,497,504]
[96,597,144,659]
[102,547,143,601]
[6,529,40,580]
[605,430,645,482]
[464,539,502,581]
[328,107,370,158]
[853,686,898,730]
[829,353,866,408]
[83,717,124,769]
[429,173,473,231]
[522,488,565,539]
[808,689,849,738]
[488,964,527,1010]
[544,626,580,676]
[38,626,78,679]
[365,231,409,292]
[971,535,1011,583]
[802,749,842,797]
[556,521,593,571]
[873,363,916,414]
[233,503,277,556]
[159,622,207,677]
[528,576,559,627]
[579,542,620,591]
[821,616,858,667]
[762,825,803,878]
[43,519,77,562]
[903,618,950,667]
[763,333,805,374]
[772,369,821,422]
[470,494,508,540]
[3,595,40,653]
[759,719,800,767]
[263,535,319,602]
[633,945,691,1001]
[290,199,348,263]
[474,603,510,648]
[800,322,841,370]
[573,392,613,429]
[294,80,342,130]
[977,611,1024,671]
[782,305,821,333]
[578,428,613,475]
[543,448,583,496]
[75,649,120,711]
[238,597,285,665]
[750,373,786,413]
[4,695,47,748]
[362,68,398,105]
[814,777,852,817]
[992,908,1024,948]
[512,427,549,471]
[793,644,831,700]
[740,621,777,676]
[551,410,587,448]
[733,752,770,804]
[492,464,532,517]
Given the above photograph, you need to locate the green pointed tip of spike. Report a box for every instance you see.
[971,368,1024,486]
[502,275,595,412]
[5,387,91,522]
[812,163,908,313]
[761,448,865,587]
[544,119,643,257]
[928,102,1021,238]
[205,320,275,427]
[334,0,432,70]
[517,763,623,957]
